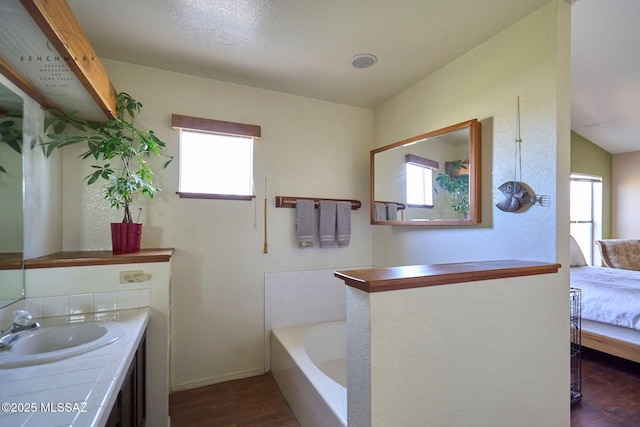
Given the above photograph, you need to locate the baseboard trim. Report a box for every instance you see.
[171,368,265,392]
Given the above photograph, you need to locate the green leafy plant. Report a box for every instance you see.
[42,92,172,222]
[0,110,23,173]
[435,159,469,218]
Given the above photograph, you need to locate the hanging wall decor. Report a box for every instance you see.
[496,97,550,213]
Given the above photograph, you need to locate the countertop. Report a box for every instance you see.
[0,308,149,426]
[335,260,561,293]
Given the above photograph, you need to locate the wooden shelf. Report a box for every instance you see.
[335,260,561,293]
[25,248,174,269]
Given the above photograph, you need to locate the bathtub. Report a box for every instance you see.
[270,321,347,427]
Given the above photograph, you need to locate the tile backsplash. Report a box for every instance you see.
[24,289,151,319]
[264,266,365,370]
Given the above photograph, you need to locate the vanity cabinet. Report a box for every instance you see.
[106,331,147,427]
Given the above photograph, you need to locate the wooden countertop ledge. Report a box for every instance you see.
[25,248,174,269]
[335,260,561,293]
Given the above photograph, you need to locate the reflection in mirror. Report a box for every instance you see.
[371,119,481,226]
[0,82,24,308]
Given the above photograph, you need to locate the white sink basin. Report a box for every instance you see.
[0,322,125,369]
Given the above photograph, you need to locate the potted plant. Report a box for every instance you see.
[43,92,172,254]
[435,159,470,218]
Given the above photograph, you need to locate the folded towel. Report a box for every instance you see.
[319,200,337,248]
[387,203,398,220]
[296,199,315,248]
[336,201,351,248]
[375,202,387,221]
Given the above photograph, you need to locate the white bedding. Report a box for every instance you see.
[570,266,640,331]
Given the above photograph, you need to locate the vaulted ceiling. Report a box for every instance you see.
[66,0,640,154]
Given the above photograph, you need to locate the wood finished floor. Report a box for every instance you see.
[571,348,640,427]
[169,349,640,426]
[169,374,299,427]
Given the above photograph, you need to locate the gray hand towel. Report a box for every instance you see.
[375,202,387,221]
[387,203,398,220]
[296,199,315,248]
[319,200,337,248]
[336,201,351,248]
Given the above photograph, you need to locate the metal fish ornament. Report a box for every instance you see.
[496,181,550,212]
[496,181,530,212]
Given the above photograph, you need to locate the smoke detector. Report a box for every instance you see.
[350,53,377,69]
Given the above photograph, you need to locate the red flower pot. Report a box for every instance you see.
[111,223,142,254]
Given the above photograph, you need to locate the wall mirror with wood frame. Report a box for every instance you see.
[0,81,25,308]
[371,118,481,226]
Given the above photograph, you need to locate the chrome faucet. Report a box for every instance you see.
[0,310,40,350]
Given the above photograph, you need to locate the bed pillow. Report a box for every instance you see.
[570,235,587,267]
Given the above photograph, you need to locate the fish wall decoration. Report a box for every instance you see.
[496,181,549,212]
[495,97,550,213]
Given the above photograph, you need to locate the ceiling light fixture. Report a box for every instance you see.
[350,53,377,69]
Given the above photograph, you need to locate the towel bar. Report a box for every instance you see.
[275,196,361,210]
[374,200,407,210]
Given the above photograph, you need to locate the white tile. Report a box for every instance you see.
[270,300,283,317]
[293,313,306,325]
[316,284,328,297]
[0,412,32,425]
[293,286,306,301]
[117,290,139,310]
[270,282,283,302]
[57,367,105,388]
[271,314,283,329]
[282,288,294,302]
[5,374,63,396]
[25,298,43,318]
[69,294,94,314]
[282,299,295,315]
[85,378,115,409]
[294,299,306,313]
[305,311,318,323]
[27,404,79,426]
[305,285,317,299]
[283,313,295,327]
[94,292,117,312]
[139,289,151,307]
[42,295,69,317]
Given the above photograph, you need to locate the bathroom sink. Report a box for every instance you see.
[0,322,125,369]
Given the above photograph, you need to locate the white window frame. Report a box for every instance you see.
[570,173,603,265]
[406,163,434,207]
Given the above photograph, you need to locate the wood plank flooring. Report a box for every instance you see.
[571,348,640,427]
[169,374,300,427]
[169,349,640,427]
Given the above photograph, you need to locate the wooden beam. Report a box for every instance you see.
[20,0,117,118]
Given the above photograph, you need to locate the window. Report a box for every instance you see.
[570,174,603,265]
[172,114,261,200]
[405,154,437,207]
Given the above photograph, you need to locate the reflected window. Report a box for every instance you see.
[405,154,437,207]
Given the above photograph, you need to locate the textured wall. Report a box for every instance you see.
[372,3,568,268]
[612,150,640,237]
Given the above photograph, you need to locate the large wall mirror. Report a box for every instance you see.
[0,81,25,307]
[371,118,481,226]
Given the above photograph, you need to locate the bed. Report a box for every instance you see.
[569,236,640,363]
